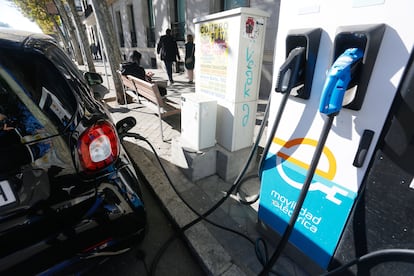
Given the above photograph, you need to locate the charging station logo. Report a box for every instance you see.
[273,137,349,205]
[259,136,358,268]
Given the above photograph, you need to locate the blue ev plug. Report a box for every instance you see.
[319,48,364,115]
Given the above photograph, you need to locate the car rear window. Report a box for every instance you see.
[0,64,75,172]
[0,48,77,131]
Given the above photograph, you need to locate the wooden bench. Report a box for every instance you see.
[120,74,181,141]
[118,72,139,104]
[119,73,137,96]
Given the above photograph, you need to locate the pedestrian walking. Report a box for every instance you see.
[157,29,180,85]
[184,34,195,84]
[96,42,102,60]
[90,43,98,59]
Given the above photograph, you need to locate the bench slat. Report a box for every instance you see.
[119,73,181,141]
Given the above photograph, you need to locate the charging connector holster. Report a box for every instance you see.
[285,28,322,99]
[332,24,386,110]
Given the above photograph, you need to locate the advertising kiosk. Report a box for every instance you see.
[194,8,269,152]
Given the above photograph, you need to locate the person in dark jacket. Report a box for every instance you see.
[157,29,180,84]
[184,34,195,84]
[120,51,166,96]
[120,51,147,80]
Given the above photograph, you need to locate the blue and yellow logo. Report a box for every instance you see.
[271,137,352,205]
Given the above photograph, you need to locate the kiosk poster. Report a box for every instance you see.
[198,19,229,99]
[243,16,265,40]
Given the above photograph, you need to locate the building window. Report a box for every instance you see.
[116,11,125,47]
[146,0,156,47]
[74,0,83,11]
[171,22,185,41]
[128,5,137,47]
[172,0,185,41]
[224,0,249,10]
[146,27,156,48]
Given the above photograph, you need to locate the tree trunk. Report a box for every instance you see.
[51,17,70,53]
[90,0,125,104]
[67,0,96,73]
[53,0,84,65]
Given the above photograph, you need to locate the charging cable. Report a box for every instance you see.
[322,249,414,275]
[233,47,305,206]
[121,133,259,275]
[257,47,305,178]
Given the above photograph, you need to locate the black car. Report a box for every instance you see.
[0,29,146,274]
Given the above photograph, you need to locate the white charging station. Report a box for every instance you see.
[258,0,414,271]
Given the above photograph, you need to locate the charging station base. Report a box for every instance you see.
[171,138,257,182]
[332,150,414,275]
[256,219,325,275]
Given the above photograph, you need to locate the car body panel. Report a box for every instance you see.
[0,29,146,274]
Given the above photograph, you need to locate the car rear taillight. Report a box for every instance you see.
[78,121,120,172]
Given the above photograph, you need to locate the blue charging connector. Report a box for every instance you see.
[319,48,364,115]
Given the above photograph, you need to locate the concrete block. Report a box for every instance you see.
[216,144,257,182]
[171,137,217,182]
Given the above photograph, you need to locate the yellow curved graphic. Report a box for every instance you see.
[273,137,336,180]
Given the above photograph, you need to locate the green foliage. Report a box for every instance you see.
[11,0,60,34]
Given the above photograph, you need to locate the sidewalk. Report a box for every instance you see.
[91,61,305,276]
